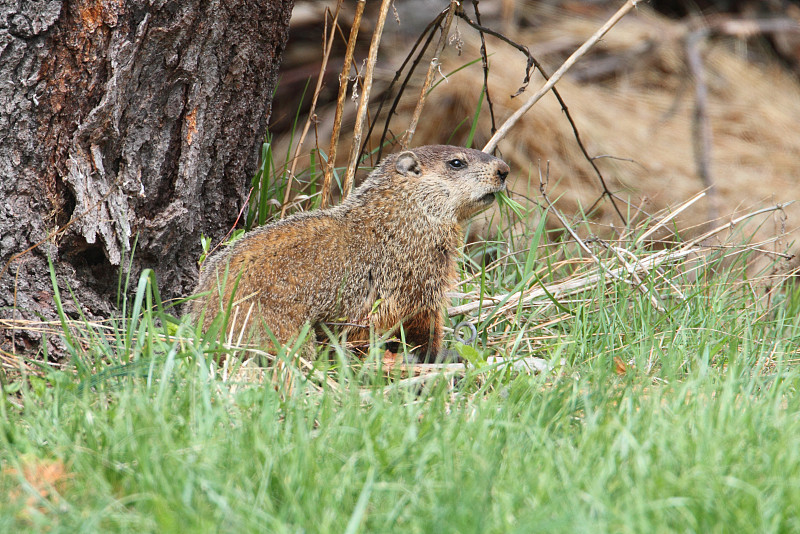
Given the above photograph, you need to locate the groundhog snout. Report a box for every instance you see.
[496,162,510,183]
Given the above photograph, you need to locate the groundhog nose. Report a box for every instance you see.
[496,163,509,182]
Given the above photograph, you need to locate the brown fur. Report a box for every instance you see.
[188,145,509,359]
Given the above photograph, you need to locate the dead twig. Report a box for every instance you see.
[370,10,447,162]
[686,27,718,222]
[537,164,664,311]
[321,0,365,208]
[281,1,342,217]
[342,0,393,198]
[470,0,497,136]
[448,200,793,318]
[677,202,794,252]
[453,6,534,96]
[401,0,459,149]
[634,191,706,244]
[483,0,640,153]
[472,1,640,224]
[455,6,630,224]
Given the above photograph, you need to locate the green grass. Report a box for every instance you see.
[3,201,800,532]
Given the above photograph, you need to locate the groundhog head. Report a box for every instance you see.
[393,145,510,223]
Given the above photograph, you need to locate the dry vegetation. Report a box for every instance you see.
[276,0,800,264]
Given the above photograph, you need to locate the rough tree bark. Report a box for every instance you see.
[0,0,294,355]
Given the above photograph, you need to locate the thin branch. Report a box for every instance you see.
[460,4,633,223]
[361,11,446,164]
[595,239,665,311]
[537,163,662,309]
[686,27,718,222]
[483,0,640,153]
[635,191,706,245]
[321,0,365,209]
[373,11,446,162]
[401,0,459,149]
[591,154,648,169]
[281,2,342,218]
[471,0,497,136]
[342,0,393,198]
[543,84,628,225]
[677,202,794,252]
[453,8,534,96]
[448,200,792,318]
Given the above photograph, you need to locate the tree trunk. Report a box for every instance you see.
[0,0,294,355]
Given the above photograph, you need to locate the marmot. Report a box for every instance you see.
[189,145,510,360]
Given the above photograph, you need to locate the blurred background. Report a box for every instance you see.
[269,0,800,264]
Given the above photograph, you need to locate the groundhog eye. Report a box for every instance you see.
[447,159,465,170]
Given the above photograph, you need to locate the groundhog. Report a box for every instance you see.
[189,144,510,360]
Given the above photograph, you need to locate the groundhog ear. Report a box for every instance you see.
[395,151,422,177]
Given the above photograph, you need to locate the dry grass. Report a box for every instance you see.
[276,3,800,264]
[4,196,792,395]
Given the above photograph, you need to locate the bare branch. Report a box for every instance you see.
[362,10,447,163]
[401,0,459,149]
[448,200,792,318]
[343,0,394,198]
[471,0,497,136]
[281,2,342,218]
[537,164,661,309]
[321,0,365,209]
[483,0,640,153]
[455,7,628,224]
[373,11,446,162]
[635,191,706,245]
[686,28,718,221]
